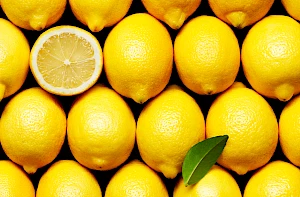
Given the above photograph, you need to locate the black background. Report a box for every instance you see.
[0,0,291,195]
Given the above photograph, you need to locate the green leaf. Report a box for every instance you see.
[182,135,229,186]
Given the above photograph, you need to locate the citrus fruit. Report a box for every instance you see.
[36,160,102,197]
[282,0,300,21]
[30,25,103,96]
[206,87,278,175]
[1,0,66,30]
[174,165,242,197]
[105,160,168,197]
[0,18,30,101]
[67,85,136,171]
[244,160,300,197]
[0,160,35,197]
[242,15,300,101]
[208,0,274,28]
[0,87,66,174]
[141,0,202,29]
[104,13,173,104]
[174,15,240,95]
[69,0,132,32]
[136,85,205,179]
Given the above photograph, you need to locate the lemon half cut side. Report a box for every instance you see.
[30,26,103,96]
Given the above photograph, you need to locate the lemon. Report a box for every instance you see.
[1,0,66,30]
[0,160,35,197]
[244,160,300,196]
[279,94,300,167]
[174,16,240,95]
[69,0,132,32]
[0,87,66,174]
[174,165,242,197]
[104,13,173,104]
[105,160,168,197]
[208,0,274,28]
[206,87,278,175]
[67,85,136,171]
[36,160,102,197]
[0,18,30,101]
[242,15,300,102]
[282,0,300,20]
[141,0,201,29]
[30,25,103,96]
[136,85,205,179]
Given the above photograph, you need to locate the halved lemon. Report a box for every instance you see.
[30,26,103,96]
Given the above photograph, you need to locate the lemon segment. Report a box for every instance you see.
[30,26,103,96]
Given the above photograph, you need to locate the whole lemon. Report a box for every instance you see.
[174,15,240,95]
[36,160,102,197]
[206,87,278,175]
[279,94,300,167]
[136,85,205,179]
[242,15,300,101]
[141,0,201,29]
[0,18,30,101]
[244,161,300,197]
[0,87,66,174]
[69,0,132,32]
[67,85,136,171]
[105,160,168,197]
[1,0,66,30]
[173,165,242,197]
[282,0,300,21]
[104,13,173,104]
[208,0,274,28]
[0,160,35,197]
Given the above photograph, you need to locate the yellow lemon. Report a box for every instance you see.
[104,13,173,104]
[0,18,30,101]
[36,160,102,197]
[0,87,66,174]
[208,0,274,28]
[173,165,242,197]
[30,25,103,96]
[105,160,168,197]
[206,87,278,175]
[1,0,66,30]
[174,15,240,95]
[244,160,300,197]
[279,94,300,167]
[141,0,201,29]
[69,0,132,32]
[0,160,35,197]
[282,0,300,21]
[136,85,205,179]
[67,85,136,171]
[242,15,300,102]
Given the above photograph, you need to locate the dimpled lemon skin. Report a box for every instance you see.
[104,13,173,104]
[174,16,240,95]
[242,15,300,102]
[141,0,201,29]
[105,160,168,197]
[279,95,300,167]
[0,18,30,101]
[244,161,300,197]
[174,165,242,197]
[67,85,136,171]
[208,0,274,28]
[206,87,278,175]
[136,85,205,179]
[282,0,300,21]
[69,0,132,32]
[36,160,102,197]
[0,87,66,174]
[0,160,35,197]
[1,0,66,30]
